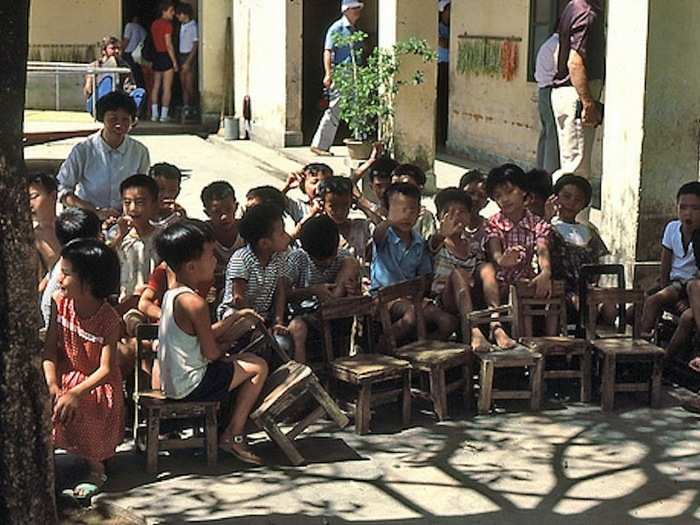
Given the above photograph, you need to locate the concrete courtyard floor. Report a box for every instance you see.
[25,130,700,524]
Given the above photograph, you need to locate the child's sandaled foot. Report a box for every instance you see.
[220,435,263,465]
[682,396,700,414]
[470,329,492,352]
[492,325,516,349]
[71,473,107,506]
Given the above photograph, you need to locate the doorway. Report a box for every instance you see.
[301,0,378,145]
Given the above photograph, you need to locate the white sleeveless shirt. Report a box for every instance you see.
[158,286,209,399]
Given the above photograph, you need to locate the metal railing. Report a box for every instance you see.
[27,61,131,117]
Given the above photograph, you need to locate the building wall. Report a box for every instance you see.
[447,0,603,178]
[200,0,232,118]
[29,0,120,47]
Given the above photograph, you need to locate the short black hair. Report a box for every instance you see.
[96,90,137,122]
[317,176,353,200]
[459,169,486,190]
[61,239,120,299]
[553,174,593,207]
[150,162,182,184]
[434,187,473,217]
[159,0,176,14]
[156,219,214,271]
[383,182,422,210]
[525,169,553,200]
[120,173,159,201]
[392,163,427,186]
[368,157,399,182]
[55,208,101,247]
[28,172,58,194]
[677,181,700,201]
[175,2,194,16]
[201,181,236,208]
[299,215,339,259]
[485,163,528,198]
[246,185,286,210]
[238,203,284,246]
[301,163,333,193]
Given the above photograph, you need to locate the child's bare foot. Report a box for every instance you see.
[471,328,492,352]
[492,326,516,349]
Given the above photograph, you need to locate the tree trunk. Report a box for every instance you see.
[0,1,58,523]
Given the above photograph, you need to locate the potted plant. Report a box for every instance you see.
[332,31,436,160]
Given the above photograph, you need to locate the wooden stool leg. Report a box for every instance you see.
[530,357,544,411]
[601,354,616,412]
[205,406,218,468]
[650,355,663,408]
[478,359,494,415]
[463,363,474,414]
[146,408,160,474]
[355,384,372,435]
[429,366,448,421]
[580,348,592,403]
[261,415,304,466]
[308,377,349,429]
[402,370,411,428]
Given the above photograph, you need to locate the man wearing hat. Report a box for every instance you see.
[310,0,364,156]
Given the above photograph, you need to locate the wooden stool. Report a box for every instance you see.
[586,288,665,412]
[512,281,592,402]
[376,277,474,421]
[250,360,349,465]
[134,324,219,474]
[465,306,544,414]
[320,296,412,434]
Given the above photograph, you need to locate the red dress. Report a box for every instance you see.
[54,295,124,461]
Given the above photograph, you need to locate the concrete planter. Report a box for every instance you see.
[344,138,372,160]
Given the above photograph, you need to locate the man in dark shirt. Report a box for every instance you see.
[551,0,604,185]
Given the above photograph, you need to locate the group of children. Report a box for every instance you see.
[32,134,700,497]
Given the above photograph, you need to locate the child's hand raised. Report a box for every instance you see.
[285,171,302,191]
[53,391,79,425]
[499,246,526,268]
[544,195,559,222]
[689,357,700,373]
[439,210,465,239]
[369,142,384,162]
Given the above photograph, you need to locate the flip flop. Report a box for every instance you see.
[310,147,334,157]
[69,473,107,507]
[682,397,700,414]
[219,435,263,465]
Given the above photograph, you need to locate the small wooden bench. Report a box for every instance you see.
[586,288,665,412]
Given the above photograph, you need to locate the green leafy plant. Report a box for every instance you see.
[332,31,436,150]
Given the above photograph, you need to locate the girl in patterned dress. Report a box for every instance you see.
[43,238,122,500]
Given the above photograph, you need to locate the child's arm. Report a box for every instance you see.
[272,278,289,334]
[349,143,383,185]
[281,171,302,194]
[532,243,553,298]
[231,278,249,310]
[372,220,391,246]
[660,246,672,288]
[138,286,162,321]
[178,292,225,361]
[354,190,384,225]
[289,200,323,240]
[487,237,525,268]
[53,318,120,425]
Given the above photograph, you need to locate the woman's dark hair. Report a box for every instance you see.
[459,169,486,190]
[96,90,137,122]
[246,185,287,210]
[61,239,120,299]
[485,163,528,198]
[382,182,422,210]
[299,215,339,259]
[150,162,182,184]
[553,174,593,208]
[55,208,102,246]
[434,187,473,217]
[120,173,160,202]
[368,157,399,182]
[239,204,284,246]
[28,172,58,194]
[525,169,553,200]
[55,208,101,247]
[156,219,214,271]
[392,163,427,187]
[201,181,236,208]
[317,176,353,200]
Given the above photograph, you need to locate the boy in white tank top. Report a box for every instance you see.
[155,219,268,465]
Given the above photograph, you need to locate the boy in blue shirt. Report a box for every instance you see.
[371,182,457,342]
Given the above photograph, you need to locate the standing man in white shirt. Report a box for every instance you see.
[57,91,151,220]
[122,14,147,88]
[534,32,560,175]
[176,3,199,120]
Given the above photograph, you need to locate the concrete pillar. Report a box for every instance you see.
[599,0,700,283]
[200,0,232,122]
[378,0,438,192]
